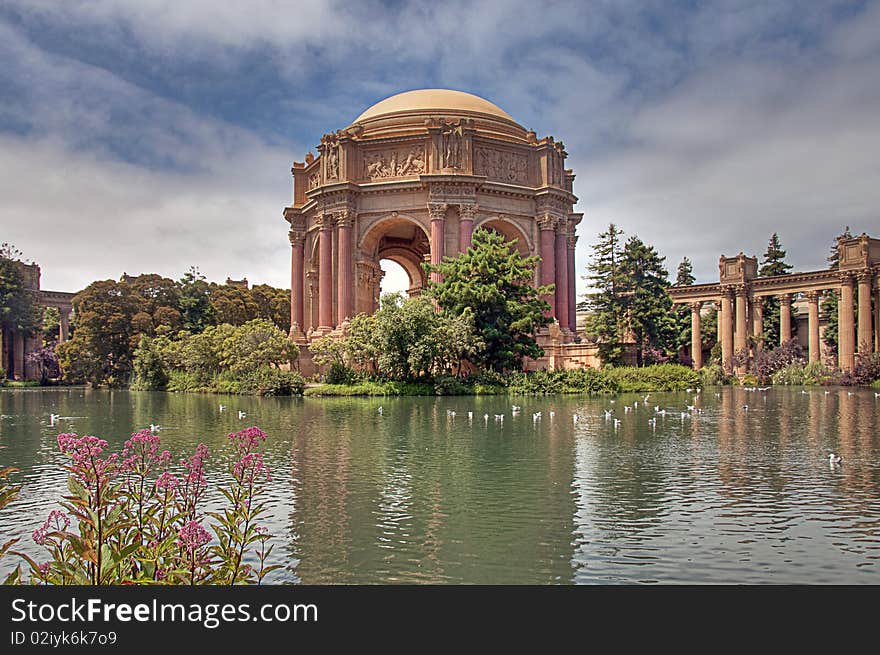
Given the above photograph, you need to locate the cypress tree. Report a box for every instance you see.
[758,233,795,345]
[821,226,853,354]
[673,257,695,362]
[580,224,627,364]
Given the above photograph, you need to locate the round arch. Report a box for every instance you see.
[475,217,532,257]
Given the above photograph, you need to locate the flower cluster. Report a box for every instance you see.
[228,426,267,454]
[155,471,179,493]
[121,429,171,474]
[32,510,70,546]
[232,452,271,484]
[182,443,209,490]
[56,433,118,484]
[178,520,211,555]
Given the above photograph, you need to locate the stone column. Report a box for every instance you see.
[429,203,446,285]
[567,233,578,336]
[554,223,569,331]
[459,204,476,253]
[317,214,334,330]
[538,215,556,317]
[752,296,764,352]
[857,271,872,354]
[336,210,354,324]
[838,275,855,371]
[690,302,702,370]
[734,287,747,359]
[779,293,792,344]
[805,290,820,363]
[288,230,305,339]
[720,289,734,373]
[59,311,70,343]
[13,331,25,380]
[875,284,880,353]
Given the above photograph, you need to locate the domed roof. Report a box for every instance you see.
[354,89,518,125]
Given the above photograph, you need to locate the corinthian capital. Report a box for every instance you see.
[429,203,448,221]
[315,213,335,230]
[335,208,356,227]
[288,230,306,247]
[459,203,478,221]
[536,213,556,231]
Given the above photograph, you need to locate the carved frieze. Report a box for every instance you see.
[308,172,320,190]
[363,145,426,180]
[474,147,528,184]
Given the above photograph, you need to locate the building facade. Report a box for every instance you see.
[283,89,598,370]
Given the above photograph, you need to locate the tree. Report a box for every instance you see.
[1,244,41,375]
[209,283,260,326]
[178,267,215,333]
[580,224,627,365]
[26,345,61,385]
[426,228,552,373]
[619,236,675,366]
[131,335,169,390]
[822,226,853,355]
[672,257,696,361]
[250,284,291,333]
[218,319,298,374]
[758,233,795,346]
[433,307,485,376]
[372,293,440,380]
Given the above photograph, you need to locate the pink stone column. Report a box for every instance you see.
[857,271,872,354]
[317,214,334,329]
[806,291,820,363]
[538,216,556,317]
[734,287,748,373]
[336,211,354,324]
[838,275,855,371]
[875,285,880,353]
[429,203,446,284]
[690,302,702,370]
[555,226,569,330]
[288,230,305,338]
[459,204,476,253]
[752,296,764,352]
[779,293,792,344]
[567,234,577,335]
[720,289,734,374]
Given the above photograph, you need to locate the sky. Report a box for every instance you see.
[1,0,879,297]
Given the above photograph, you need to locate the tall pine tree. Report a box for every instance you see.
[580,224,627,364]
[758,233,795,345]
[821,226,853,355]
[620,236,675,366]
[672,257,695,362]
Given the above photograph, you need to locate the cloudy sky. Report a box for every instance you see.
[1,0,879,297]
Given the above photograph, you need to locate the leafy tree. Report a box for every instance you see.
[25,345,60,385]
[41,306,60,345]
[580,224,627,365]
[131,335,169,390]
[821,226,853,355]
[178,267,216,333]
[57,279,143,386]
[758,233,795,346]
[433,307,485,376]
[372,293,440,380]
[250,284,291,334]
[218,319,298,375]
[427,228,552,372]
[674,257,695,286]
[1,244,41,375]
[619,236,675,366]
[346,313,380,371]
[209,284,260,326]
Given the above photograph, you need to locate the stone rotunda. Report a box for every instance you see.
[283,89,597,371]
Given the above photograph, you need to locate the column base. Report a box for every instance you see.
[308,326,335,340]
[289,323,307,343]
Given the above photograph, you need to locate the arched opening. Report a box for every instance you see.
[359,215,430,311]
[477,218,531,257]
[380,259,411,296]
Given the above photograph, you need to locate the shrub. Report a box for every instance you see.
[803,361,833,385]
[740,374,758,387]
[771,364,806,385]
[605,364,700,392]
[131,335,169,391]
[326,362,359,385]
[434,376,473,396]
[699,364,730,386]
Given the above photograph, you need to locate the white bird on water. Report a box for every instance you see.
[377,406,383,415]
[829,453,842,465]
[468,411,473,423]
[484,413,489,425]
[219,404,226,412]
[49,413,60,426]
[604,409,613,419]
[612,418,621,429]
[532,412,542,421]
[573,414,580,424]
[549,411,555,420]
[238,411,246,420]
[494,414,504,422]
[150,424,161,433]
[511,405,521,413]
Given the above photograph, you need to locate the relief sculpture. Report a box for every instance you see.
[363,145,426,180]
[474,147,528,184]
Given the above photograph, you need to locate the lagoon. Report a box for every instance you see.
[1,387,879,584]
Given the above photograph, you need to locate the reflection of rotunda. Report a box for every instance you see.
[283,89,582,352]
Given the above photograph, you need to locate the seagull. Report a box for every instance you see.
[49,413,60,425]
[714,393,721,398]
[825,391,831,395]
[612,418,621,429]
[829,453,842,465]
[847,392,855,397]
[643,395,650,402]
[686,405,695,412]
[532,411,542,420]
[801,390,808,395]
[633,401,639,408]
[659,409,667,417]
[447,410,456,418]
[377,406,383,415]
[681,412,688,421]
[648,417,657,429]
[238,411,246,420]
[742,405,749,411]
[624,406,632,413]
[150,423,161,433]
[685,388,693,393]
[549,411,555,420]
[494,414,504,422]
[875,392,880,398]
[573,414,580,424]
[511,405,521,413]
[604,409,613,419]
[219,404,226,412]
[468,411,473,422]
[484,413,489,425]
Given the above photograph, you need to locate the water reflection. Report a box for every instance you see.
[1,387,878,583]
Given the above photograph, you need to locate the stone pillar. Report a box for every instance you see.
[779,293,792,344]
[806,290,820,363]
[554,224,569,331]
[752,296,764,352]
[538,215,556,317]
[838,275,855,371]
[734,287,748,373]
[690,302,702,370]
[567,234,577,336]
[875,284,880,353]
[59,311,70,343]
[459,204,476,253]
[857,271,872,354]
[720,289,734,373]
[288,230,305,339]
[429,203,446,285]
[336,211,354,324]
[317,214,334,330]
[13,331,25,380]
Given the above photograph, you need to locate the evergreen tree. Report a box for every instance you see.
[619,236,675,366]
[1,244,42,376]
[579,223,627,364]
[758,233,795,346]
[426,228,552,373]
[821,226,853,354]
[673,257,695,361]
[178,266,216,333]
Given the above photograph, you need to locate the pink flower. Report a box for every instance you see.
[233,451,271,484]
[37,562,51,576]
[32,510,70,545]
[155,471,179,492]
[121,430,171,474]
[182,443,210,489]
[228,426,267,454]
[178,520,211,555]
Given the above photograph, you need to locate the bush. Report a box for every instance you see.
[803,361,833,385]
[699,364,730,386]
[771,364,806,385]
[0,366,5,383]
[326,362,359,385]
[166,370,210,393]
[434,376,473,396]
[604,364,700,392]
[740,374,758,387]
